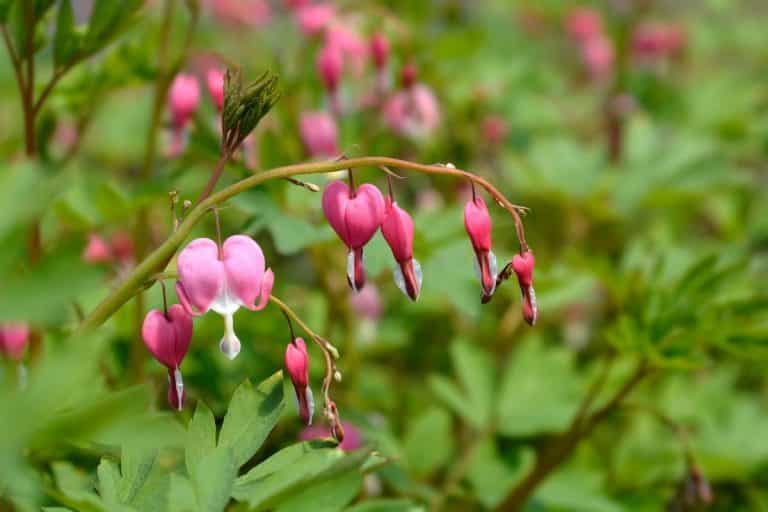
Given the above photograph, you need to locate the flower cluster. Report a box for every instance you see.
[564,7,614,80]
[322,176,537,323]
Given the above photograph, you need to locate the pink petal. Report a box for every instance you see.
[253,268,274,311]
[380,198,414,263]
[344,183,384,249]
[464,197,492,252]
[221,235,266,310]
[176,238,225,315]
[141,305,192,369]
[322,181,354,246]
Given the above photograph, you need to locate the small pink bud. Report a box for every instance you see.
[383,84,441,139]
[464,196,497,298]
[317,43,343,93]
[380,197,421,301]
[110,231,135,264]
[0,323,30,361]
[141,304,193,410]
[512,251,537,326]
[285,338,314,425]
[401,63,417,89]
[481,115,508,147]
[83,233,113,264]
[582,35,614,80]
[175,235,274,359]
[206,68,225,112]
[299,110,339,158]
[350,283,382,322]
[169,73,200,129]
[370,33,389,70]
[565,7,603,43]
[322,181,385,292]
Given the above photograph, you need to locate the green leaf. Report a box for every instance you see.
[185,401,217,476]
[96,459,121,505]
[403,407,454,477]
[117,444,156,505]
[274,470,362,512]
[0,0,15,22]
[53,0,78,68]
[344,500,423,512]
[534,467,624,512]
[83,0,142,55]
[190,447,236,512]
[218,372,285,468]
[466,440,534,509]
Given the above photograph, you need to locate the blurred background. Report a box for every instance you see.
[1,0,767,511]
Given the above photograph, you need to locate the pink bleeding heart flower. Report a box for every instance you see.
[322,181,385,292]
[350,282,382,322]
[512,251,537,326]
[300,110,339,158]
[565,7,603,43]
[464,195,498,299]
[294,3,336,36]
[383,83,441,140]
[380,196,421,301]
[300,421,363,452]
[581,34,614,80]
[371,33,389,70]
[285,337,314,425]
[110,231,135,265]
[168,73,200,157]
[175,235,274,359]
[325,25,367,77]
[206,68,225,112]
[83,233,113,264]
[0,323,30,361]
[317,43,344,116]
[141,304,193,410]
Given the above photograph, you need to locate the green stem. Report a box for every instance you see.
[76,156,529,333]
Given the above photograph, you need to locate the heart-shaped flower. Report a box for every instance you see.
[285,337,314,425]
[141,304,193,410]
[512,251,537,325]
[0,323,30,361]
[322,181,384,292]
[380,197,421,301]
[175,235,274,359]
[464,195,498,299]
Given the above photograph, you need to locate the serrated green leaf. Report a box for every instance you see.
[190,447,236,512]
[185,401,217,476]
[466,440,534,509]
[450,340,495,429]
[96,459,121,505]
[403,407,453,477]
[344,500,423,512]
[117,444,156,505]
[274,470,361,512]
[218,372,285,468]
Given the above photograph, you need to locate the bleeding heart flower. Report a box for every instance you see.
[175,235,274,359]
[285,337,314,425]
[317,43,344,116]
[300,421,363,452]
[294,3,335,36]
[300,110,339,158]
[380,197,421,301]
[512,251,537,326]
[206,68,225,112]
[83,233,113,264]
[322,181,385,292]
[0,323,30,361]
[565,7,603,43]
[464,195,498,299]
[141,304,193,410]
[168,73,200,157]
[383,83,441,140]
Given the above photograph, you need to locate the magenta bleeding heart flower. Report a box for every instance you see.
[317,43,343,114]
[168,73,200,157]
[82,233,113,264]
[294,3,336,36]
[383,67,440,139]
[381,196,421,301]
[175,235,274,359]
[285,337,314,425]
[512,251,537,326]
[0,323,30,361]
[300,421,362,452]
[141,304,193,410]
[565,7,603,43]
[322,180,385,292]
[206,68,225,113]
[300,110,339,158]
[464,195,498,299]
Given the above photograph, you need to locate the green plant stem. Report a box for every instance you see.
[77,156,529,333]
[495,361,650,511]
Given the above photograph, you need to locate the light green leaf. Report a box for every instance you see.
[344,500,424,512]
[403,407,454,477]
[274,470,362,512]
[190,447,236,512]
[218,372,285,468]
[185,401,217,476]
[466,440,534,509]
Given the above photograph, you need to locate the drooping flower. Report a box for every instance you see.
[285,337,314,425]
[322,180,385,292]
[83,233,113,264]
[317,43,344,115]
[380,196,421,301]
[581,34,614,80]
[325,24,367,77]
[300,421,363,452]
[370,32,390,96]
[632,23,686,64]
[294,3,336,36]
[464,195,497,299]
[565,7,603,43]
[299,110,339,158]
[512,251,537,326]
[0,323,30,361]
[110,231,135,265]
[168,73,200,157]
[141,304,193,410]
[481,115,508,148]
[383,67,440,139]
[175,235,274,359]
[206,68,225,112]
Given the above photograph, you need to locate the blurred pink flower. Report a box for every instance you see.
[383,84,441,139]
[481,115,508,147]
[295,3,335,36]
[283,0,310,10]
[0,323,30,361]
[83,233,113,264]
[206,0,271,27]
[370,33,389,70]
[110,231,135,265]
[206,68,225,112]
[325,25,368,76]
[300,421,363,451]
[565,7,603,43]
[169,74,200,129]
[632,23,686,61]
[300,110,339,158]
[350,283,382,322]
[581,35,614,80]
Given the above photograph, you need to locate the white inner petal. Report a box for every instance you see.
[346,250,358,292]
[210,281,242,316]
[174,368,184,411]
[392,260,423,298]
[219,313,242,360]
[305,386,315,425]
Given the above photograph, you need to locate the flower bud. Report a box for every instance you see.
[0,323,30,361]
[512,251,537,325]
[380,197,421,301]
[299,110,339,158]
[371,33,389,70]
[206,68,225,112]
[169,73,200,129]
[317,44,343,93]
[82,233,113,264]
[285,338,314,425]
[464,196,497,298]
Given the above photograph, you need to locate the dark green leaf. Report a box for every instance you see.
[53,0,78,68]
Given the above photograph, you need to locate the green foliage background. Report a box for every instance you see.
[0,0,767,511]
